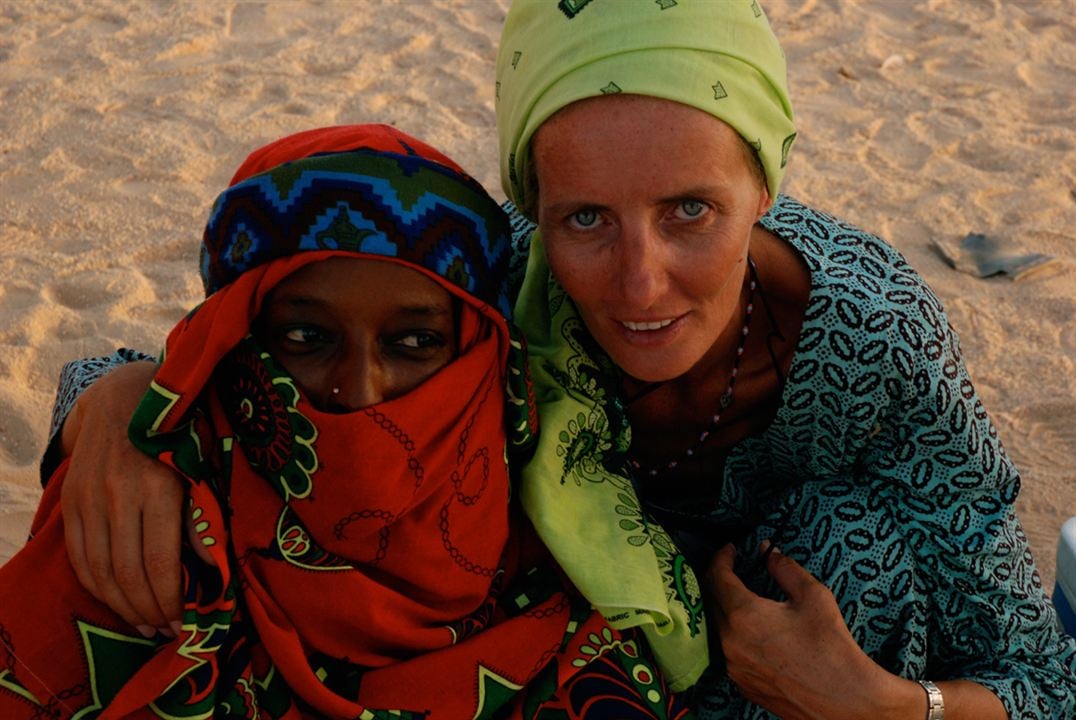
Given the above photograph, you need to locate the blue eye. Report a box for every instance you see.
[674,200,707,219]
[568,209,600,229]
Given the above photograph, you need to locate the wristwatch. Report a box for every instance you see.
[918,680,944,720]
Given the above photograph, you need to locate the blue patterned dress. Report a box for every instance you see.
[44,196,1076,718]
[670,196,1075,719]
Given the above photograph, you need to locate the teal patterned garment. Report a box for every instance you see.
[43,196,1076,717]
[705,197,1075,719]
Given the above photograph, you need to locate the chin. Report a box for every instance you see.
[607,349,692,384]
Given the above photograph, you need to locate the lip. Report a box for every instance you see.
[614,313,687,346]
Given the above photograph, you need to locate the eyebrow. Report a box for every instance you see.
[655,185,730,204]
[395,304,453,317]
[542,200,609,217]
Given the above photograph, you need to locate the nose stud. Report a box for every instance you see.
[332,387,340,395]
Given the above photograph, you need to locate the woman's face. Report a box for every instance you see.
[532,95,773,383]
[255,257,458,412]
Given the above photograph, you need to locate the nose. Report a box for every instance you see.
[325,347,385,413]
[616,220,668,309]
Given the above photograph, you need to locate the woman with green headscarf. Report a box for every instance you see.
[496,2,1074,720]
[41,1,1076,719]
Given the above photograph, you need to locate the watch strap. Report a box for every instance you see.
[918,680,944,720]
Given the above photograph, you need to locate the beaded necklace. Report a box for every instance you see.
[627,257,758,479]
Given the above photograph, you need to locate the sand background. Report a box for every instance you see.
[0,0,1073,591]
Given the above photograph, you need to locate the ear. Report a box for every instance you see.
[755,186,773,221]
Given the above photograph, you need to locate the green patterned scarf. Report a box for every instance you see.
[515,232,708,692]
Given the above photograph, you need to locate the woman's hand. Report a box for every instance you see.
[60,360,212,638]
[707,543,924,720]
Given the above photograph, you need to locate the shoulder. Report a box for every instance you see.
[765,196,953,363]
[762,196,924,298]
[764,199,977,459]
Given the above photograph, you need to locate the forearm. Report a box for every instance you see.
[864,312,1072,717]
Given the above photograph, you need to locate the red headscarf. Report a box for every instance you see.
[228,123,467,183]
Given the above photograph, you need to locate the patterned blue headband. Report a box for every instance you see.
[199,150,513,318]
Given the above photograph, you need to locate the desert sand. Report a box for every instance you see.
[0,0,1073,592]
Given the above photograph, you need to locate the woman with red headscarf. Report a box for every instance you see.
[0,125,692,719]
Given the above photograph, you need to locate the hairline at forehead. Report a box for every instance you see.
[524,94,768,218]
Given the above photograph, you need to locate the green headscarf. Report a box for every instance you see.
[496,0,796,212]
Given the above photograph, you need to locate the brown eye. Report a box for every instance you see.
[391,331,446,351]
[283,326,330,345]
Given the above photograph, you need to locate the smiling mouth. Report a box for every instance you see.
[620,318,676,332]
